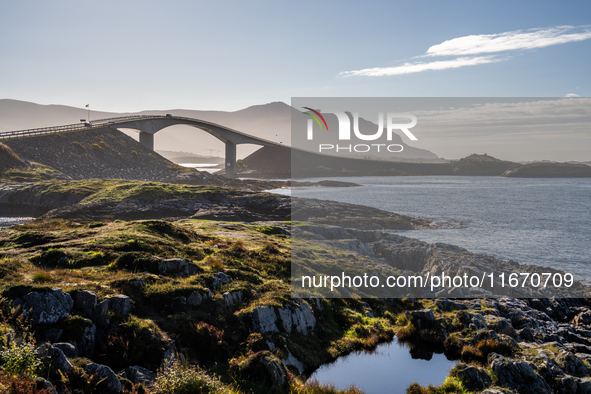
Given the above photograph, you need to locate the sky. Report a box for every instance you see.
[1,0,590,160]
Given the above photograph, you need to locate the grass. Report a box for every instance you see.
[0,215,517,394]
[407,377,470,394]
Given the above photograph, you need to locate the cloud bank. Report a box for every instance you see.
[341,25,591,76]
[425,25,591,57]
[340,56,501,77]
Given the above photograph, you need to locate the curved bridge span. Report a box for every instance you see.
[0,115,281,174]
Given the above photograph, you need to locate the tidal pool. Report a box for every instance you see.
[308,340,456,394]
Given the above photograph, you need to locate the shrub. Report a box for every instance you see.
[207,260,225,270]
[90,143,104,152]
[103,315,166,371]
[153,360,235,394]
[396,319,418,342]
[262,242,280,255]
[29,249,70,268]
[0,258,21,281]
[112,251,160,273]
[407,377,469,394]
[289,379,365,394]
[30,271,54,284]
[245,333,265,352]
[461,338,513,361]
[0,342,42,378]
[72,141,86,150]
[0,371,52,394]
[179,322,224,364]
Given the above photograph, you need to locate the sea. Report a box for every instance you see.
[292,176,591,282]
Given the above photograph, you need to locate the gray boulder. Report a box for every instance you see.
[53,342,78,358]
[223,291,243,307]
[216,272,231,284]
[282,350,305,374]
[79,322,96,357]
[261,354,287,387]
[44,328,63,343]
[212,272,232,289]
[36,343,73,372]
[93,299,109,325]
[252,306,279,333]
[159,258,199,276]
[489,353,552,393]
[85,363,123,393]
[35,378,57,394]
[22,288,73,324]
[187,291,203,306]
[485,316,517,338]
[455,365,492,390]
[407,309,435,328]
[108,295,131,315]
[278,302,316,335]
[74,290,97,317]
[126,365,157,387]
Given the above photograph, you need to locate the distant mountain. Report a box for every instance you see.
[0,99,437,160]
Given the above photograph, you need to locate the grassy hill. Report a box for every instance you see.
[0,143,26,170]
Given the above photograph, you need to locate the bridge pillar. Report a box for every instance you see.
[225,141,237,175]
[139,132,154,150]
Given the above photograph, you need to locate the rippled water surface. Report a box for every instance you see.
[293,176,591,281]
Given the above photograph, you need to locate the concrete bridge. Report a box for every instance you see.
[0,115,280,174]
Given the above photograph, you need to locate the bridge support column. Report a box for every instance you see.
[139,132,154,150]
[225,142,237,175]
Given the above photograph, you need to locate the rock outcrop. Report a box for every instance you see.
[252,302,316,335]
[36,342,73,372]
[84,363,123,393]
[21,288,74,324]
[108,295,131,316]
[159,258,200,276]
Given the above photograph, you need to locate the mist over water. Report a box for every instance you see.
[292,176,591,281]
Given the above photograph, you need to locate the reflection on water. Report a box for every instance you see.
[309,340,456,394]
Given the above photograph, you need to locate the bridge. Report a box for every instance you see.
[0,115,280,174]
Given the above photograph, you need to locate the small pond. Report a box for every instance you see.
[309,340,456,394]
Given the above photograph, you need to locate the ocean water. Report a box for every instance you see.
[292,176,591,281]
[0,217,34,229]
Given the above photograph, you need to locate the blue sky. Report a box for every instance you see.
[1,0,590,112]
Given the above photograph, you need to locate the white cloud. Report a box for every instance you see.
[565,93,581,97]
[425,25,591,57]
[340,56,501,77]
[341,25,591,77]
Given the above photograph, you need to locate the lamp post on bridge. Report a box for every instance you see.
[85,104,90,123]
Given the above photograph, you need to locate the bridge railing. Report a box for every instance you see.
[0,115,163,140]
[0,114,281,146]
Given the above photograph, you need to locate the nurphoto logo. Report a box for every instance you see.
[303,108,418,154]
